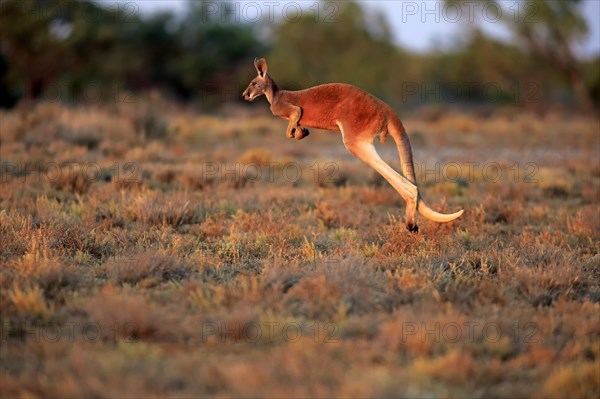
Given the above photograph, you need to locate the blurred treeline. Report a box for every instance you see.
[1,0,598,110]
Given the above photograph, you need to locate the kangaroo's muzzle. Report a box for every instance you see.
[242,90,254,101]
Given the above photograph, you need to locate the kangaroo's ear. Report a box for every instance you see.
[254,57,267,78]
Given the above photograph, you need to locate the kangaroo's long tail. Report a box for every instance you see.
[387,117,416,184]
[418,200,464,222]
[387,116,464,224]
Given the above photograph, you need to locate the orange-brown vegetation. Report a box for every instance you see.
[0,101,598,398]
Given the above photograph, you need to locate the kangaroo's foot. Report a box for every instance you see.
[405,198,418,233]
[406,223,419,233]
[293,126,310,140]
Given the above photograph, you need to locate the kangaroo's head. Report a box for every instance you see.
[242,58,270,101]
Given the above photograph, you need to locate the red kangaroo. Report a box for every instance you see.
[242,58,463,232]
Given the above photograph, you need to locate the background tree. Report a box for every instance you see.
[0,0,71,100]
[175,1,265,102]
[446,0,594,109]
[267,2,402,105]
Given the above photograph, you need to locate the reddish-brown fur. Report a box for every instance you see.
[277,84,389,132]
[243,58,463,231]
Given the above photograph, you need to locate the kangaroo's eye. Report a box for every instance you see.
[251,82,256,86]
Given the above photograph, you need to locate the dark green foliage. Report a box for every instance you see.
[0,0,263,104]
[0,0,597,108]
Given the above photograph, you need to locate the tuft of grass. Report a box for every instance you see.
[106,253,192,287]
[7,284,52,320]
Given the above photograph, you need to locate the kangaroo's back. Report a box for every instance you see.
[280,83,389,132]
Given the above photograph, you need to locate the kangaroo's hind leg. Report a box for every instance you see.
[387,120,419,232]
[340,124,419,232]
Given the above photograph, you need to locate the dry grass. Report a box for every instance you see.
[0,101,599,398]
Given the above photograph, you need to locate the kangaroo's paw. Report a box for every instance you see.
[287,129,295,139]
[294,127,310,140]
